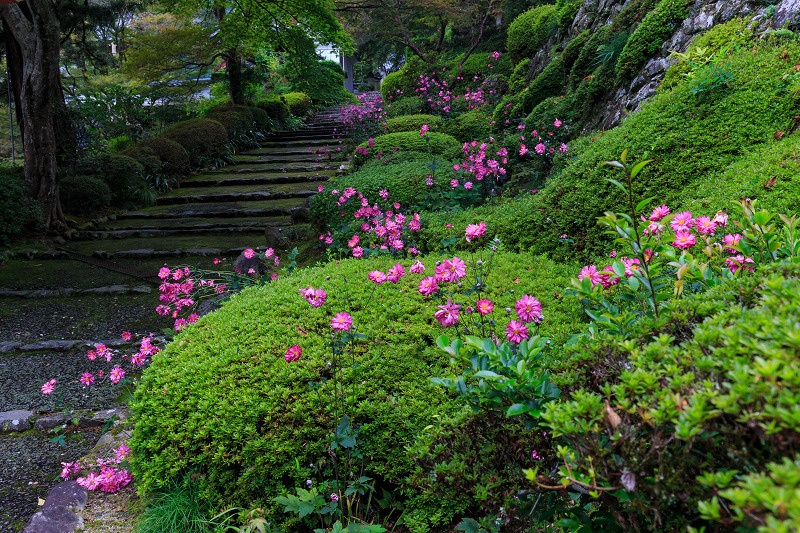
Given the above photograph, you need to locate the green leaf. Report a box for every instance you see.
[472,370,502,379]
[507,403,530,416]
[629,160,652,179]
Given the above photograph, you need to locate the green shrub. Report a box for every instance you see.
[384,114,443,134]
[554,0,582,30]
[507,4,557,65]
[381,70,410,102]
[568,25,611,89]
[609,0,660,32]
[309,160,460,229]
[542,261,800,530]
[204,105,255,137]
[163,118,228,162]
[614,0,691,83]
[134,476,212,533]
[285,59,352,107]
[528,65,614,130]
[676,135,800,215]
[245,106,270,130]
[444,106,492,143]
[282,92,312,116]
[521,54,567,115]
[561,29,591,70]
[255,97,291,121]
[95,154,146,206]
[0,166,40,246]
[482,37,800,261]
[120,145,162,177]
[353,131,461,168]
[130,253,583,528]
[59,175,112,217]
[126,137,190,179]
[385,96,426,118]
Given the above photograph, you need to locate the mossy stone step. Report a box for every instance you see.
[232,155,332,165]
[65,233,277,256]
[156,189,317,206]
[123,197,307,219]
[260,139,339,148]
[204,162,334,174]
[74,226,277,241]
[181,173,332,187]
[243,148,343,156]
[94,216,291,232]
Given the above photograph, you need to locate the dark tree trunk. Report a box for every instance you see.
[1,0,69,231]
[226,49,244,104]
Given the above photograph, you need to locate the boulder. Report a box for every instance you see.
[0,409,33,433]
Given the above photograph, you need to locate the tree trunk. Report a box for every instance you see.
[226,49,244,105]
[1,0,68,231]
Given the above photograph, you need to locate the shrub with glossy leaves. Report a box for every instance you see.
[541,261,800,531]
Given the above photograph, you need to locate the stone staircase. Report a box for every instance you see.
[0,104,350,532]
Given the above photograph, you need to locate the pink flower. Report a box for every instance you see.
[80,373,95,386]
[271,273,278,281]
[434,299,461,327]
[610,250,617,258]
[578,265,601,287]
[41,379,56,395]
[722,233,743,253]
[387,264,406,283]
[172,269,183,281]
[115,444,131,463]
[672,230,697,249]
[695,216,716,235]
[174,318,188,331]
[440,257,467,282]
[87,349,97,361]
[725,255,756,274]
[109,366,125,384]
[331,312,353,332]
[368,270,387,284]
[121,331,131,341]
[476,299,493,315]
[244,248,255,259]
[285,344,302,362]
[418,276,438,295]
[453,164,461,171]
[670,211,695,232]
[515,295,543,323]
[410,260,425,274]
[464,181,473,190]
[465,221,486,242]
[519,144,528,156]
[420,124,429,136]
[505,320,529,343]
[450,179,459,188]
[331,493,339,502]
[554,119,562,128]
[352,246,364,258]
[265,248,275,258]
[622,257,642,277]
[535,143,546,154]
[712,212,728,228]
[649,205,670,221]
[348,235,360,248]
[158,267,170,280]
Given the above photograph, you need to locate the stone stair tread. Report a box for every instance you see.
[96,215,290,230]
[65,233,278,256]
[123,197,308,218]
[181,173,333,187]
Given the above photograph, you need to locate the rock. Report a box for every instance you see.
[0,341,22,353]
[29,289,73,298]
[0,409,33,433]
[132,285,152,294]
[115,249,154,259]
[774,0,800,27]
[36,340,82,351]
[290,206,310,225]
[23,504,84,533]
[35,413,72,430]
[91,250,110,259]
[232,251,269,278]
[81,285,130,295]
[91,408,128,425]
[196,294,227,317]
[265,226,289,248]
[0,289,32,297]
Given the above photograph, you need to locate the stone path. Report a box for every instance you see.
[0,105,348,532]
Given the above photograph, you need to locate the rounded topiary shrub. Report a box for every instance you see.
[309,160,460,228]
[353,131,461,167]
[129,137,191,178]
[95,154,145,205]
[255,97,290,121]
[380,70,410,102]
[507,4,557,65]
[283,92,312,116]
[129,253,582,527]
[444,106,491,143]
[385,96,426,118]
[246,106,270,130]
[163,118,228,161]
[0,166,41,246]
[204,105,255,137]
[59,175,112,217]
[384,114,443,134]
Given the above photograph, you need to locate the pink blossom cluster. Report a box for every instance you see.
[457,140,507,183]
[70,445,133,493]
[338,93,387,139]
[515,121,568,158]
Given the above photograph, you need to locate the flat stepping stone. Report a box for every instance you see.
[181,173,331,187]
[155,189,317,206]
[0,409,33,433]
[205,164,333,174]
[260,139,339,148]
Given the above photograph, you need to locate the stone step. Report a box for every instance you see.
[244,148,344,156]
[260,139,340,149]
[262,135,340,144]
[74,225,279,241]
[156,189,317,206]
[232,155,331,164]
[204,162,335,174]
[122,197,308,219]
[180,173,331,187]
[96,215,290,230]
[64,232,283,257]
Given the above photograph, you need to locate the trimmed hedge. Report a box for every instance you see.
[255,97,291,121]
[247,106,270,130]
[204,105,255,137]
[125,137,190,178]
[95,154,145,206]
[163,118,228,161]
[59,175,112,217]
[507,4,557,65]
[381,70,410,103]
[384,114,443,134]
[353,131,461,167]
[130,253,583,528]
[283,92,312,116]
[309,160,460,229]
[385,96,426,118]
[444,106,492,143]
